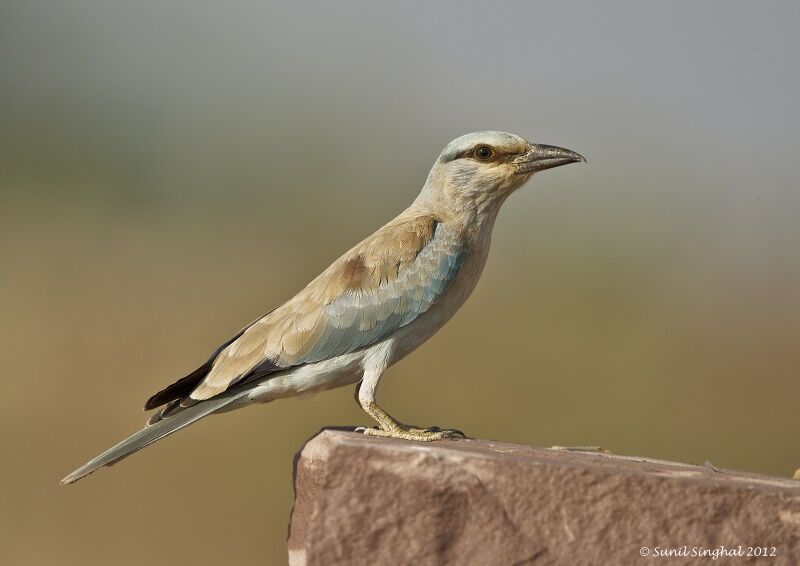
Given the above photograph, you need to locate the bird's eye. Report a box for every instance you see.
[474,145,494,161]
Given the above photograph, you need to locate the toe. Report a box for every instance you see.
[441,428,466,439]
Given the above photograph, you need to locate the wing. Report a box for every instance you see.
[143,313,269,410]
[182,215,468,401]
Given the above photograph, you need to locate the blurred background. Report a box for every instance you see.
[2,1,799,564]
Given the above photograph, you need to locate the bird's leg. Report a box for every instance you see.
[354,370,465,442]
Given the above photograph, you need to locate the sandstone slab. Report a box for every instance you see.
[288,430,800,565]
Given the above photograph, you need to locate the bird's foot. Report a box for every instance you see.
[356,424,466,442]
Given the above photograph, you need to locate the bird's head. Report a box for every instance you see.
[417,131,584,220]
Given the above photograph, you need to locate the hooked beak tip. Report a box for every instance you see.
[515,144,586,174]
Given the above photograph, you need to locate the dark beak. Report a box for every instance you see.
[514,144,586,174]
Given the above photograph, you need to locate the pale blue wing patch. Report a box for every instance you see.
[191,221,468,400]
[298,222,468,364]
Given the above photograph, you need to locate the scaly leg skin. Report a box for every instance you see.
[354,374,465,442]
[358,401,465,441]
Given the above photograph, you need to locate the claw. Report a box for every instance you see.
[360,425,466,442]
[410,427,466,438]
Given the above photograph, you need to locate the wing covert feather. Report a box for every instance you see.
[189,216,467,400]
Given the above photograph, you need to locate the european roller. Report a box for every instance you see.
[62,131,584,484]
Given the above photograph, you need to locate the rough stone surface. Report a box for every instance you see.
[288,430,800,565]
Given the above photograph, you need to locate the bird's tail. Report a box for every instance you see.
[60,390,249,485]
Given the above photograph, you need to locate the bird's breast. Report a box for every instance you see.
[388,231,493,364]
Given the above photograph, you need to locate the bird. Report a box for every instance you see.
[61,131,584,484]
